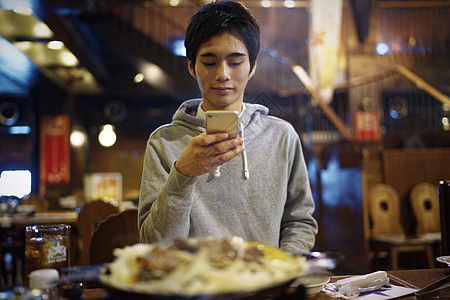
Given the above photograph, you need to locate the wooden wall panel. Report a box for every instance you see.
[382,148,450,233]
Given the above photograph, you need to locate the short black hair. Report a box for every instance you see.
[185,0,260,73]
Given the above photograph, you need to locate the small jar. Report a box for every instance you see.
[28,269,60,299]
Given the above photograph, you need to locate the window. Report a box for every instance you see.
[0,170,31,198]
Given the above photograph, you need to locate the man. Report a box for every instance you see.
[139,0,318,253]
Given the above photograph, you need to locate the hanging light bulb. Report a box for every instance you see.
[98,124,116,147]
[70,128,87,147]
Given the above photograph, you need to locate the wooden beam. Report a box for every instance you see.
[377,1,450,8]
[291,65,356,145]
[396,65,450,106]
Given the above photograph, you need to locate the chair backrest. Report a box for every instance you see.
[410,182,440,235]
[77,200,120,265]
[439,180,450,255]
[368,183,405,237]
[90,208,139,265]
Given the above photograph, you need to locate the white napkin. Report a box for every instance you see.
[336,271,388,289]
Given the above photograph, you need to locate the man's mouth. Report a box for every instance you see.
[213,87,233,94]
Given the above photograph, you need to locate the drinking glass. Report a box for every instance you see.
[24,224,71,286]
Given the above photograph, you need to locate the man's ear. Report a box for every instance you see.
[249,59,257,78]
[187,59,196,78]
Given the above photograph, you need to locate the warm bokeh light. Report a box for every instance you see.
[134,73,144,83]
[70,129,87,147]
[261,0,271,8]
[442,117,450,131]
[33,22,52,38]
[47,40,64,50]
[391,42,401,53]
[375,42,390,55]
[61,51,79,66]
[284,0,295,8]
[14,41,32,51]
[98,124,117,147]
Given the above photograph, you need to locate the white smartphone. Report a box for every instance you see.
[206,110,239,138]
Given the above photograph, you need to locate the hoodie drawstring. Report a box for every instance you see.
[213,122,249,180]
[240,122,249,180]
[214,166,221,177]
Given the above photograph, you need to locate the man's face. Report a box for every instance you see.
[188,32,256,113]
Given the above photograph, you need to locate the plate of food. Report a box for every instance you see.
[436,256,450,267]
[99,236,309,299]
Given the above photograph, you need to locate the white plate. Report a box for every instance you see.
[436,256,450,267]
[293,275,330,296]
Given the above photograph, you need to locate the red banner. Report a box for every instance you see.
[40,115,70,184]
[353,111,380,142]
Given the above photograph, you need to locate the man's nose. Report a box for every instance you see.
[215,61,231,81]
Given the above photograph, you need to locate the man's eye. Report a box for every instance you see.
[202,62,215,66]
[229,61,242,67]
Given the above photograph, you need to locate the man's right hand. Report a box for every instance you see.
[174,133,244,177]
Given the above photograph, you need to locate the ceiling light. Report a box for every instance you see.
[171,39,186,57]
[61,51,79,66]
[284,0,295,8]
[70,129,87,147]
[134,73,144,83]
[14,41,32,51]
[98,124,117,147]
[169,0,179,6]
[9,126,31,134]
[442,117,450,131]
[47,40,64,50]
[261,0,271,8]
[143,63,166,85]
[33,22,52,38]
[13,6,33,16]
[376,42,390,55]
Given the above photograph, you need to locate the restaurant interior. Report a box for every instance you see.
[0,0,450,294]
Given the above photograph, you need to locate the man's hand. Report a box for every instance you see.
[175,133,244,177]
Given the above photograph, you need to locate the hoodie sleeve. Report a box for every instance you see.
[138,135,197,244]
[279,134,318,253]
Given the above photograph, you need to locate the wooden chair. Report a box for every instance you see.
[439,180,450,255]
[410,182,441,235]
[90,208,139,265]
[368,183,435,270]
[77,200,120,265]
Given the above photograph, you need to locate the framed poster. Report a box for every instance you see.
[40,115,70,184]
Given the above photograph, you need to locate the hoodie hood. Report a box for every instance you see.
[171,98,269,180]
[171,98,269,142]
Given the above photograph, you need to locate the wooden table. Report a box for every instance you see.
[312,268,450,299]
[81,268,450,300]
[10,211,78,228]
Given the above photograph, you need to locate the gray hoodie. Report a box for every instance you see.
[138,99,318,253]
